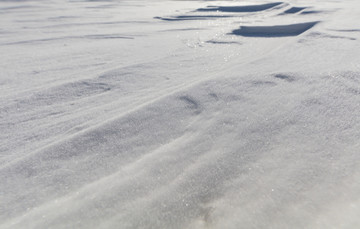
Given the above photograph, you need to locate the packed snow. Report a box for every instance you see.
[1,0,360,228]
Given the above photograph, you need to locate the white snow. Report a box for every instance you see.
[1,0,360,228]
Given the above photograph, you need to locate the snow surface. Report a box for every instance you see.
[1,0,360,228]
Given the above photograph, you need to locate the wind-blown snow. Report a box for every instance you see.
[1,0,360,228]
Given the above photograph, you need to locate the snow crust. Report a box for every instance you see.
[1,0,360,228]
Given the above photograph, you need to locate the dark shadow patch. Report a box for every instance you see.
[206,40,242,45]
[0,5,36,11]
[47,16,80,20]
[196,2,283,13]
[273,74,296,82]
[300,10,322,15]
[179,96,202,114]
[282,7,307,14]
[208,93,219,101]
[85,4,118,9]
[250,80,277,87]
[154,15,233,21]
[84,34,134,40]
[329,29,360,33]
[302,98,323,106]
[231,21,318,37]
[160,28,206,32]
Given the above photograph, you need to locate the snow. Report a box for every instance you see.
[1,0,360,228]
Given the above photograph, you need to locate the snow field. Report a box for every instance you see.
[1,0,360,228]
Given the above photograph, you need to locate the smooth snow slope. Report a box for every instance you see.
[1,0,360,228]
